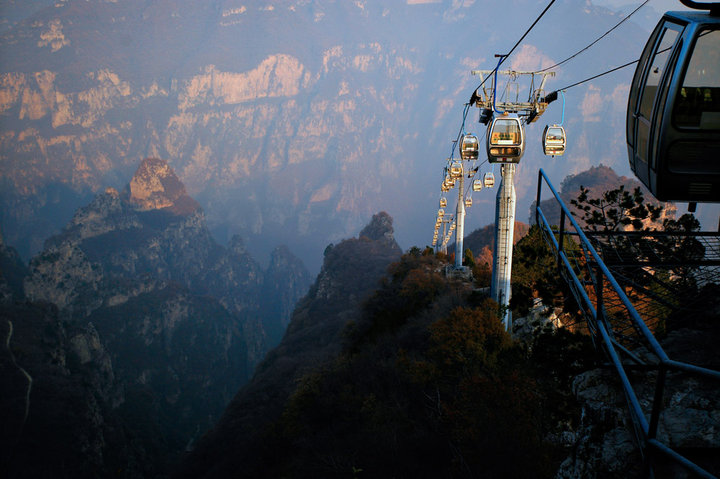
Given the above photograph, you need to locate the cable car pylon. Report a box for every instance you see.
[491,164,516,330]
[454,169,466,269]
[470,65,552,331]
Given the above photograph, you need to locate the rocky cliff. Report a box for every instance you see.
[6,157,311,476]
[0,0,651,270]
[0,233,126,477]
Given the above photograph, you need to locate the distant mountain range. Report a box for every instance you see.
[0,0,655,272]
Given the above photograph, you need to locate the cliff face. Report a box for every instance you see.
[23,157,311,366]
[261,244,314,347]
[0,237,123,477]
[0,229,27,301]
[0,302,122,478]
[10,157,311,476]
[0,0,650,269]
[178,211,402,478]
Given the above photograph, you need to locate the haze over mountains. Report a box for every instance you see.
[1,0,674,272]
[4,1,720,476]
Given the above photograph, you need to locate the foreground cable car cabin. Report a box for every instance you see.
[627,5,720,202]
[542,125,567,156]
[460,134,480,160]
[486,114,525,163]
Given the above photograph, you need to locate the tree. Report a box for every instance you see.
[570,184,663,232]
[569,184,704,333]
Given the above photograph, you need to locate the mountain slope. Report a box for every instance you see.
[178,211,403,477]
[177,229,599,478]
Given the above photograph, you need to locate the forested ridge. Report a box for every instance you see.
[182,232,597,478]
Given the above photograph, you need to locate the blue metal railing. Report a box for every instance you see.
[535,168,720,478]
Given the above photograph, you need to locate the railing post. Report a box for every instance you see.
[648,363,667,440]
[558,208,566,267]
[536,169,543,226]
[645,363,667,479]
[534,168,720,479]
[595,263,604,335]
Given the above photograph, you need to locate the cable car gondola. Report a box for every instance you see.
[483,172,495,188]
[472,179,483,192]
[465,196,473,208]
[543,90,567,157]
[542,124,567,156]
[460,134,480,160]
[627,1,720,202]
[449,161,463,179]
[439,197,447,208]
[487,113,525,163]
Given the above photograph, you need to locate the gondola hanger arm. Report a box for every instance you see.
[679,0,720,15]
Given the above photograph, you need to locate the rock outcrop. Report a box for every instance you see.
[0,228,27,302]
[556,325,720,478]
[128,157,200,214]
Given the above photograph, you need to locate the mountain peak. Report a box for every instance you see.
[359,211,395,241]
[128,158,199,214]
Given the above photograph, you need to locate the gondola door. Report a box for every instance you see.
[628,21,682,195]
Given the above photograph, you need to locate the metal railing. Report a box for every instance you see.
[535,168,720,478]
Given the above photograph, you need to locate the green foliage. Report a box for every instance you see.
[462,247,475,267]
[213,233,608,478]
[427,303,513,373]
[274,300,556,478]
[526,326,597,437]
[406,245,422,257]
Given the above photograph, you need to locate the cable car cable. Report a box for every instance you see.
[548,39,679,97]
[448,103,472,159]
[469,0,557,103]
[550,57,639,94]
[502,0,557,67]
[537,0,650,73]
